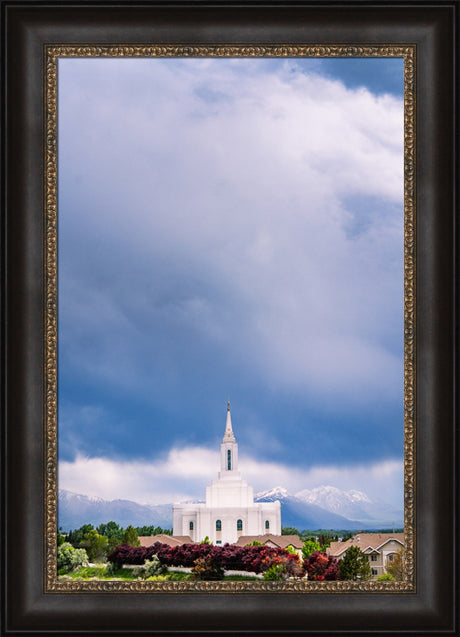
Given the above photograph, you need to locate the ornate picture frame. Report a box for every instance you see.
[44,43,415,594]
[2,2,456,634]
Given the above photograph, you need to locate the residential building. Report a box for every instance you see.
[327,532,404,578]
[138,534,192,548]
[235,533,303,557]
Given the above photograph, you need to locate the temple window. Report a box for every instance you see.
[237,519,243,531]
[216,519,222,531]
[227,449,231,470]
[265,520,270,530]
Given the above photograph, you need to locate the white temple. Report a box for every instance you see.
[172,402,281,545]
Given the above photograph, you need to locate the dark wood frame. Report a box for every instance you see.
[2,1,456,634]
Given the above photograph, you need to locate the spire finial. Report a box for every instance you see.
[223,399,236,442]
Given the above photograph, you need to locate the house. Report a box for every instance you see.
[138,534,192,548]
[235,533,303,557]
[327,532,404,578]
[173,403,281,545]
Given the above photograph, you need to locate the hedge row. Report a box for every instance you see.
[108,542,301,574]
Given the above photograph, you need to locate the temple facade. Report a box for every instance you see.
[172,403,281,545]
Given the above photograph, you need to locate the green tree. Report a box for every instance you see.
[281,527,300,536]
[320,538,332,551]
[80,529,109,562]
[96,521,124,552]
[302,538,321,560]
[135,525,172,536]
[67,523,94,548]
[338,546,372,581]
[122,525,140,547]
[57,542,88,573]
[57,527,67,547]
[97,521,123,540]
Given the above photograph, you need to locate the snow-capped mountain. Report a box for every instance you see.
[58,489,172,531]
[254,488,366,530]
[59,485,403,533]
[255,486,290,501]
[255,486,403,530]
[295,485,403,527]
[296,486,374,519]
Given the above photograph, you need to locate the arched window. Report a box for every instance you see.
[237,519,243,531]
[227,449,231,470]
[216,519,222,531]
[189,521,194,531]
[265,520,270,530]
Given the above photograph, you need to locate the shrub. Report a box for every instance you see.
[57,542,88,573]
[263,563,287,580]
[262,553,305,580]
[191,555,224,580]
[107,541,304,576]
[74,548,89,567]
[304,551,339,581]
[105,561,118,576]
[107,543,148,568]
[376,572,396,581]
[143,555,167,578]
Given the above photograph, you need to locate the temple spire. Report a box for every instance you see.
[223,400,236,443]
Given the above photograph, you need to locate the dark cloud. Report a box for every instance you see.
[57,58,404,480]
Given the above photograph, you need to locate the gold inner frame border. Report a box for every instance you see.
[44,44,416,593]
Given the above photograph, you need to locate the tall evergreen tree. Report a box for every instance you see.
[338,545,372,581]
[122,525,140,547]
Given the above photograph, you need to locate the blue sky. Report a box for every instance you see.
[57,56,405,509]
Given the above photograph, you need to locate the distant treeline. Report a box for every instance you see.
[282,527,404,543]
[59,522,172,561]
[61,523,172,540]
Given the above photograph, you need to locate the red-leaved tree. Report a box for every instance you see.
[304,551,339,581]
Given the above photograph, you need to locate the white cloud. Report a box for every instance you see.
[58,58,404,410]
[59,445,403,509]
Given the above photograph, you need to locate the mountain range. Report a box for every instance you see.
[58,486,403,532]
[58,490,172,530]
[255,486,403,530]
